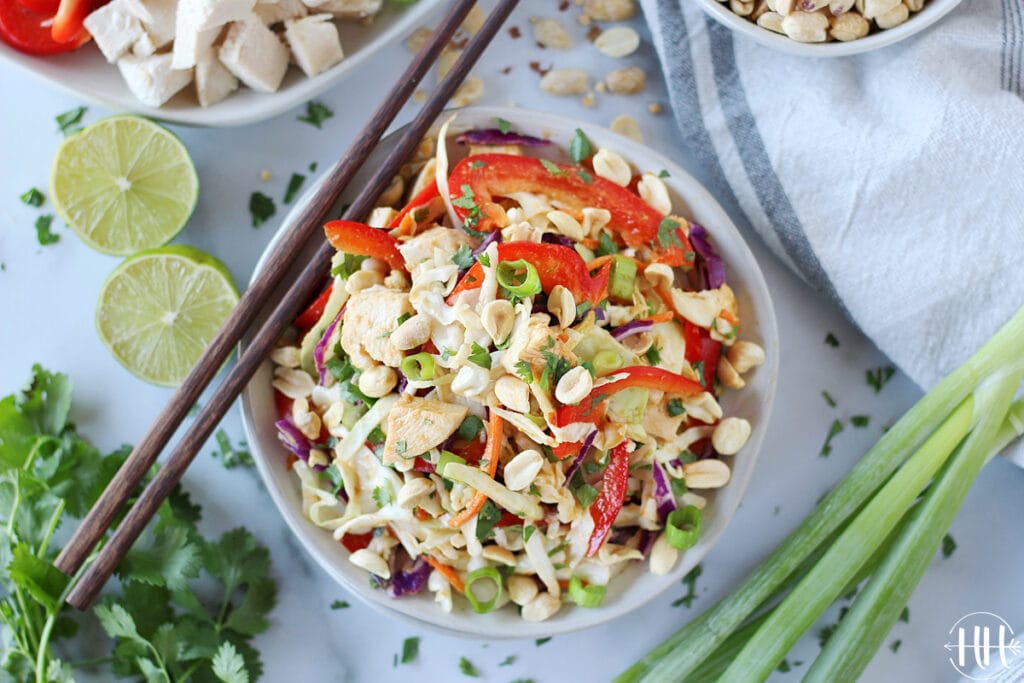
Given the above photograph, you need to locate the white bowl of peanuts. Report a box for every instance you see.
[239,106,779,639]
[696,0,962,56]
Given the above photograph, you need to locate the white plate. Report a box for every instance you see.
[239,105,780,639]
[0,1,442,127]
[692,0,962,57]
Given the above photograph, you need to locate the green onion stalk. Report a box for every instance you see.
[617,306,1024,683]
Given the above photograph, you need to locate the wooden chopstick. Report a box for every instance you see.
[62,0,521,610]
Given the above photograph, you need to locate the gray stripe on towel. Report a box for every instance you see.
[703,16,845,307]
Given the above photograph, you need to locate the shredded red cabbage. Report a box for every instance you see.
[388,557,432,598]
[689,223,726,290]
[471,229,501,257]
[610,319,654,341]
[651,461,678,524]
[542,233,575,249]
[564,429,597,482]
[314,305,345,385]
[637,529,656,557]
[455,129,551,147]
[275,418,327,471]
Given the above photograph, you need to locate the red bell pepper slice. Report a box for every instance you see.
[448,154,666,250]
[448,242,607,307]
[586,441,631,557]
[0,0,89,55]
[340,532,374,553]
[323,219,405,272]
[294,282,333,330]
[556,366,705,428]
[684,320,722,389]
[51,0,92,44]
[388,180,442,230]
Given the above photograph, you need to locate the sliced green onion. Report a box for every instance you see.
[593,350,623,375]
[568,575,606,608]
[457,414,484,441]
[437,450,466,478]
[608,255,637,303]
[496,259,541,297]
[665,506,702,550]
[400,352,435,381]
[464,567,504,613]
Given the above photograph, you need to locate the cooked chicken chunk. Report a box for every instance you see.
[382,395,468,464]
[398,225,472,275]
[340,286,413,370]
[501,314,573,376]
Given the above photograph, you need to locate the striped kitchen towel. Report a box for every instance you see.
[641,0,1024,463]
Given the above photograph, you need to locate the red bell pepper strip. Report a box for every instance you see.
[388,180,442,231]
[448,154,666,250]
[340,531,374,553]
[556,366,705,427]
[448,242,607,307]
[294,283,333,330]
[586,441,631,557]
[323,219,405,272]
[0,0,88,55]
[51,0,92,44]
[684,320,722,389]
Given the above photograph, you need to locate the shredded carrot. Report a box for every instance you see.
[415,507,430,521]
[586,254,645,272]
[718,307,739,326]
[580,238,600,249]
[423,555,465,593]
[448,411,504,528]
[286,454,298,470]
[655,285,679,321]
[642,310,676,324]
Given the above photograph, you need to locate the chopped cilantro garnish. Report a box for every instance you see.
[942,533,957,558]
[657,217,684,249]
[539,350,572,391]
[778,659,792,673]
[866,365,896,393]
[56,106,86,136]
[475,499,502,541]
[658,169,671,178]
[851,415,870,428]
[535,637,552,646]
[692,360,706,386]
[577,168,594,184]
[372,484,394,507]
[323,464,346,496]
[672,564,702,608]
[298,100,334,128]
[666,398,685,417]
[212,428,253,469]
[570,470,599,508]
[570,128,593,163]
[889,639,902,653]
[249,191,276,227]
[595,231,619,257]
[453,184,477,209]
[645,345,662,366]
[20,187,44,207]
[514,360,534,383]
[670,477,687,497]
[478,252,491,267]
[330,599,350,609]
[458,656,480,677]
[824,332,840,347]
[470,160,487,169]
[820,418,845,457]
[284,172,306,203]
[496,117,512,134]
[458,414,484,441]
[34,214,59,245]
[499,655,516,667]
[401,636,420,664]
[822,390,837,408]
[309,161,318,172]
[899,606,910,623]
[468,342,492,369]
[539,158,565,176]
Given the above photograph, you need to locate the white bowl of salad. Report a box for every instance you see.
[240,106,780,639]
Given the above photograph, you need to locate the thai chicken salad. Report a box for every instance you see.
[269,118,766,621]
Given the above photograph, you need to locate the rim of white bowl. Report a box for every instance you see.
[239,105,780,639]
[693,0,963,57]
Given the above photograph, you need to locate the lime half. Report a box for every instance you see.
[96,246,239,387]
[50,115,199,256]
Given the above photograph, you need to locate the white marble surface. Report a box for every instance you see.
[1,3,1023,682]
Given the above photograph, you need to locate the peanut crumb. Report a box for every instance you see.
[412,90,427,103]
[648,102,663,115]
[260,169,272,182]
[581,92,596,107]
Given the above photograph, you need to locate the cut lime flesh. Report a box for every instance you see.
[96,246,239,387]
[50,115,199,256]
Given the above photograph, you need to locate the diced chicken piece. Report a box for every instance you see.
[398,225,472,275]
[195,54,239,107]
[302,0,381,20]
[123,0,176,47]
[501,314,571,376]
[117,54,193,107]
[284,14,344,78]
[382,395,468,464]
[180,0,258,31]
[84,0,144,63]
[172,24,220,70]
[255,0,309,24]
[340,287,414,370]
[643,398,685,441]
[218,17,290,92]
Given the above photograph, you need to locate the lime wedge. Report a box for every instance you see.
[96,246,239,387]
[50,115,199,256]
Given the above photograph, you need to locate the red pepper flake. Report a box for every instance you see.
[559,0,570,9]
[508,26,521,39]
[451,36,469,49]
[529,61,552,76]
[500,66,512,74]
[587,25,602,42]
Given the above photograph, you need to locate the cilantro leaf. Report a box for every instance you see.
[458,656,480,677]
[452,244,475,269]
[9,544,70,612]
[452,183,477,210]
[496,117,511,134]
[570,128,593,163]
[942,533,957,558]
[21,187,44,207]
[514,361,534,383]
[35,214,59,245]
[298,100,334,128]
[212,641,251,683]
[540,158,565,176]
[866,366,896,393]
[657,218,684,249]
[401,636,420,664]
[468,342,492,369]
[820,419,845,457]
[284,173,306,204]
[121,522,201,591]
[249,192,276,228]
[372,483,394,508]
[666,398,685,417]
[851,415,870,428]
[595,231,619,257]
[55,106,87,136]
[475,499,502,542]
[330,599,350,609]
[821,390,837,408]
[213,429,253,469]
[824,332,840,348]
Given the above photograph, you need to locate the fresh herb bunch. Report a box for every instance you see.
[1,365,277,683]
